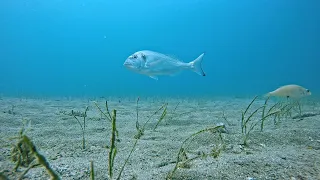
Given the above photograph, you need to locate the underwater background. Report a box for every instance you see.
[0,0,319,98]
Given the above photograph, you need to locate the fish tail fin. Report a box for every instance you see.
[189,53,206,76]
[263,92,271,98]
[264,91,275,98]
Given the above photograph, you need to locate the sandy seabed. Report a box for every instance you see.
[0,95,319,180]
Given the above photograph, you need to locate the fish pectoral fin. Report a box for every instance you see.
[149,75,158,80]
[144,61,150,68]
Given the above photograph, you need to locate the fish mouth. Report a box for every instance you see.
[123,62,134,69]
[123,62,131,66]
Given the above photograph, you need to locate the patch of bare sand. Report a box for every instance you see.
[0,96,319,180]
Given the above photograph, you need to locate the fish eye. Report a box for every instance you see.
[306,89,310,92]
[129,54,138,59]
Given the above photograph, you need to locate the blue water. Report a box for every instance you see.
[1,0,319,97]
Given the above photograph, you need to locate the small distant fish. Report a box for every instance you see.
[123,50,206,80]
[265,84,311,99]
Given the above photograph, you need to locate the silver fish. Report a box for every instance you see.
[265,84,311,99]
[123,50,206,80]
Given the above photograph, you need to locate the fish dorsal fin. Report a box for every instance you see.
[149,76,158,80]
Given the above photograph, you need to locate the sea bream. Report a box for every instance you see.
[123,50,206,80]
[265,84,311,99]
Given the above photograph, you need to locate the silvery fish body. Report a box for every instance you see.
[123,50,206,80]
[266,84,311,99]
